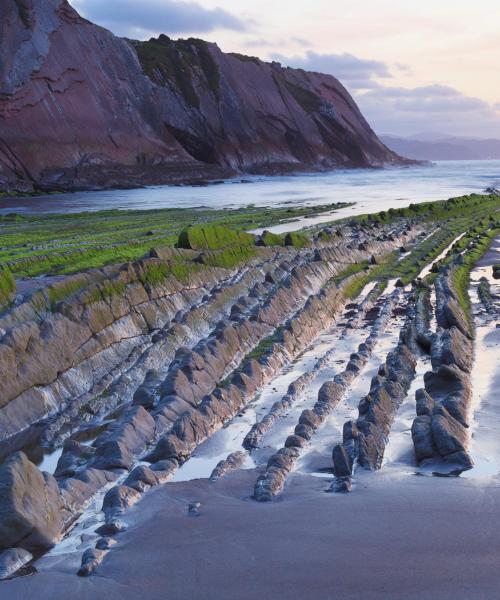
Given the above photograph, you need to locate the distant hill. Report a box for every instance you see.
[380,135,500,161]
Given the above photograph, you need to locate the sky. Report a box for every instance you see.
[71,0,500,139]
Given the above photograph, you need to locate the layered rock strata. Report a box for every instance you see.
[411,262,475,470]
[254,287,401,501]
[0,220,420,574]
[331,289,419,489]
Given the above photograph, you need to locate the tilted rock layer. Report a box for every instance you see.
[0,0,404,192]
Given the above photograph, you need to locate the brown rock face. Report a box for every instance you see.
[0,452,65,551]
[0,0,405,192]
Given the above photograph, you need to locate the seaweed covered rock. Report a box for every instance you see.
[177,224,254,251]
[258,231,285,247]
[0,268,15,311]
[0,452,65,552]
[284,231,311,249]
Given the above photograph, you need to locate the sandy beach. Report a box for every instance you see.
[4,468,500,600]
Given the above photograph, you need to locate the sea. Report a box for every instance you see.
[1,160,499,230]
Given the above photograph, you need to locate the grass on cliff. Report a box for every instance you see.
[0,203,346,278]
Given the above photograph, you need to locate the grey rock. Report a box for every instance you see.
[330,476,352,493]
[78,548,106,577]
[332,444,353,477]
[95,520,127,536]
[431,413,468,458]
[188,502,201,517]
[0,452,65,552]
[96,537,117,550]
[0,548,33,580]
[415,389,435,417]
[102,485,141,521]
[124,465,159,492]
[411,416,435,462]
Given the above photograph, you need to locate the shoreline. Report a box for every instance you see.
[5,469,500,600]
[0,162,423,204]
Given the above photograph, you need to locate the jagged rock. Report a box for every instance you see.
[342,421,359,443]
[0,452,65,552]
[95,520,127,536]
[299,409,322,430]
[411,416,435,462]
[431,413,468,457]
[96,537,117,550]
[149,459,179,483]
[424,364,471,425]
[92,406,156,470]
[330,477,352,493]
[294,423,314,441]
[415,389,435,417]
[431,327,473,373]
[102,485,141,522]
[60,468,120,514]
[210,452,246,481]
[284,434,307,449]
[92,440,134,471]
[133,370,161,409]
[78,548,106,577]
[124,465,159,492]
[0,548,33,580]
[317,381,344,406]
[332,444,353,477]
[443,451,474,470]
[54,439,95,478]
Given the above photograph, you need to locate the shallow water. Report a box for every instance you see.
[1,160,499,216]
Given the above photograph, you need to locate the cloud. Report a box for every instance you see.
[267,50,500,137]
[271,50,391,91]
[72,0,245,38]
[243,36,312,50]
[357,84,500,138]
[290,37,311,48]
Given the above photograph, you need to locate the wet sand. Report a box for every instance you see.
[3,469,500,600]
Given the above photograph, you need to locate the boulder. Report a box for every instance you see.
[124,465,159,492]
[415,389,435,417]
[318,381,344,406]
[0,547,33,580]
[332,444,353,477]
[431,413,468,458]
[96,537,117,550]
[411,416,435,462]
[431,327,473,373]
[54,439,95,478]
[102,485,141,521]
[92,440,133,471]
[0,452,65,552]
[78,548,106,577]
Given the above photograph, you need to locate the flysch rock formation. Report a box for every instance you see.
[0,0,406,192]
[1,206,497,579]
[0,218,421,576]
[411,259,475,471]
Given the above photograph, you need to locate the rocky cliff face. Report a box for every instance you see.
[0,0,404,192]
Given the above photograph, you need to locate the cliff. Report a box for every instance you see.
[0,0,404,192]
